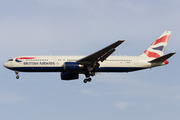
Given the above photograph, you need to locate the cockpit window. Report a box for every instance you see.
[8,59,13,61]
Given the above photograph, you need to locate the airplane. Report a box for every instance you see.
[4,31,176,83]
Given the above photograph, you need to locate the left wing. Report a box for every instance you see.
[77,40,124,65]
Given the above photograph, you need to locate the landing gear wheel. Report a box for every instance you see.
[87,78,92,82]
[83,78,92,83]
[83,79,87,83]
[16,76,19,79]
[84,72,93,83]
[15,71,19,79]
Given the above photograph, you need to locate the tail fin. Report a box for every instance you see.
[140,31,171,58]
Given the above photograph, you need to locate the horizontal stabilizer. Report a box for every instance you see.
[149,52,176,63]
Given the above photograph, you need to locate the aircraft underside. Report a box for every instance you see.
[8,66,147,83]
[7,67,146,73]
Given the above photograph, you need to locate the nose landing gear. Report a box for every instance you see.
[15,71,19,79]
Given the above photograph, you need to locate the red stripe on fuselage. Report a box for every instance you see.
[16,57,36,60]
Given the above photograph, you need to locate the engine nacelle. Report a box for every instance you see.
[63,62,83,71]
[61,72,79,80]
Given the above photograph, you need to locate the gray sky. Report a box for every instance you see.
[0,0,180,120]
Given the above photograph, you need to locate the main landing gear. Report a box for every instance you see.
[83,63,99,83]
[15,71,19,79]
[83,77,92,83]
[83,71,95,83]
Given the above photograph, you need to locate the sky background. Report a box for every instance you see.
[0,0,180,120]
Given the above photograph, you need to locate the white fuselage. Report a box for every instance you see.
[4,55,163,73]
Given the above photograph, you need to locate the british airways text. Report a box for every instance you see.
[24,62,55,65]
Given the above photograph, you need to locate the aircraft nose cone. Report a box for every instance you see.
[3,62,8,68]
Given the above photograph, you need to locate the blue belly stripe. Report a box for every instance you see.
[8,67,64,72]
[8,67,146,72]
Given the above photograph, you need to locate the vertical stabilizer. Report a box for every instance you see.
[140,31,171,58]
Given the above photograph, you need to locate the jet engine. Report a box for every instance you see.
[63,62,83,71]
[61,72,79,80]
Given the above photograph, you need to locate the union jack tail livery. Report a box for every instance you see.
[140,31,171,58]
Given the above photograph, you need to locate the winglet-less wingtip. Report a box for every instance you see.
[118,40,125,42]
